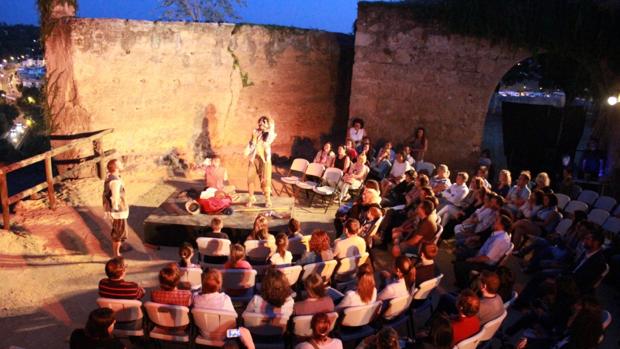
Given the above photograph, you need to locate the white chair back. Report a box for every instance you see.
[301,260,338,281]
[96,297,143,323]
[415,162,436,175]
[503,290,518,309]
[292,312,339,337]
[244,239,275,262]
[179,267,202,291]
[433,224,444,244]
[366,215,385,242]
[242,312,288,336]
[290,158,310,173]
[602,310,612,330]
[577,190,599,206]
[221,269,257,292]
[588,209,610,226]
[288,235,309,257]
[191,308,238,346]
[144,301,190,328]
[594,196,617,212]
[304,163,326,179]
[602,217,620,235]
[555,218,573,236]
[383,295,410,320]
[334,253,369,279]
[453,330,483,349]
[554,193,571,210]
[414,274,443,300]
[564,200,589,215]
[322,167,344,187]
[479,310,507,341]
[593,263,610,289]
[341,301,382,327]
[277,264,303,286]
[197,237,231,257]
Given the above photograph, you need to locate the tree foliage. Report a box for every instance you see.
[160,0,246,22]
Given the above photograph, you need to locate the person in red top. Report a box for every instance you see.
[451,289,481,346]
[345,138,358,162]
[224,244,252,269]
[151,264,192,307]
[98,257,145,300]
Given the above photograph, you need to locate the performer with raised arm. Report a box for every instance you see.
[102,159,129,257]
[244,116,276,208]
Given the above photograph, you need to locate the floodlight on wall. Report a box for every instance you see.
[608,96,618,106]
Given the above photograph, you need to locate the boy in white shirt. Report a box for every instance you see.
[333,219,366,259]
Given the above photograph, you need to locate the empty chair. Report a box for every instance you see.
[280,158,310,196]
[555,218,573,236]
[244,239,275,265]
[288,235,309,260]
[292,312,339,338]
[478,310,508,343]
[413,274,444,303]
[338,301,383,345]
[196,237,231,265]
[383,295,414,337]
[143,301,191,343]
[588,209,610,226]
[301,260,338,282]
[554,193,571,210]
[602,217,620,236]
[577,190,599,206]
[179,267,202,292]
[221,269,257,303]
[295,163,325,192]
[564,200,589,216]
[276,264,303,287]
[192,308,238,347]
[453,330,483,349]
[415,162,436,175]
[96,298,144,337]
[311,167,344,212]
[594,196,617,212]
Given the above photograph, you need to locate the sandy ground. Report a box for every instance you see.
[0,165,618,349]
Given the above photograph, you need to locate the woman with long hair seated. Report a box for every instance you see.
[494,169,512,198]
[295,312,343,349]
[247,214,275,244]
[297,230,334,265]
[378,255,416,301]
[294,272,335,316]
[313,142,336,167]
[269,233,293,266]
[511,192,562,251]
[337,263,377,309]
[244,268,294,318]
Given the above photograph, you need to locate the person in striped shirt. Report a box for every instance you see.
[98,257,145,300]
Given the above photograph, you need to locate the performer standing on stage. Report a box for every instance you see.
[244,116,276,208]
[102,159,129,257]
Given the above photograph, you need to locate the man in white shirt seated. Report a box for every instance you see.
[505,171,531,214]
[333,218,367,259]
[454,214,512,288]
[437,172,470,227]
[380,151,413,196]
[454,193,503,243]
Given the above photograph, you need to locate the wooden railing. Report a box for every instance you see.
[0,128,115,230]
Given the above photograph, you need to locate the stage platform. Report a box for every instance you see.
[144,189,295,246]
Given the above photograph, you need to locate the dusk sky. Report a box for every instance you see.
[0,0,362,33]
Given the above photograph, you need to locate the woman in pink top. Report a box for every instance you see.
[313,142,336,167]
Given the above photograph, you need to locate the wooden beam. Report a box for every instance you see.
[0,171,9,230]
[44,156,56,209]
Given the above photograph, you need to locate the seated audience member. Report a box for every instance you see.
[244,268,294,318]
[224,244,252,269]
[356,327,401,349]
[358,140,376,164]
[379,142,396,162]
[410,127,428,162]
[511,192,562,250]
[369,148,392,180]
[98,257,145,300]
[247,214,275,244]
[380,151,413,195]
[473,166,492,190]
[454,192,501,242]
[204,155,236,195]
[269,233,293,266]
[151,264,192,307]
[338,153,369,202]
[286,218,304,239]
[415,243,441,287]
[494,169,512,198]
[313,142,336,167]
[359,206,384,246]
[333,218,367,259]
[178,242,200,268]
[333,145,351,173]
[505,171,531,214]
[205,217,230,240]
[450,290,481,346]
[402,145,415,165]
[557,167,581,199]
[348,118,366,147]
[392,200,438,257]
[454,215,512,288]
[337,263,377,309]
[335,180,382,235]
[70,308,125,349]
[298,230,334,265]
[437,172,470,227]
[476,271,504,325]
[193,268,235,312]
[519,189,544,219]
[295,312,343,349]
[414,314,453,349]
[533,172,553,193]
[459,176,488,218]
[223,327,256,349]
[495,266,515,303]
[404,174,430,208]
[294,272,335,316]
[345,138,358,162]
[383,169,417,207]
[430,164,451,195]
[378,255,415,301]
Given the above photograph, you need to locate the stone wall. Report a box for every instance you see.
[46,18,352,178]
[350,3,530,170]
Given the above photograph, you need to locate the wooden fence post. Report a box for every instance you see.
[94,139,105,179]
[44,155,56,209]
[0,170,10,230]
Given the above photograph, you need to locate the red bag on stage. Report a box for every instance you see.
[198,195,232,214]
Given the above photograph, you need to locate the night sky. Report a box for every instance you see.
[0,0,361,33]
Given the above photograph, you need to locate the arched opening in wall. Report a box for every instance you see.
[481,54,598,185]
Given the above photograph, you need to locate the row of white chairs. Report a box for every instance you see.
[556,191,620,216]
[196,236,310,263]
[555,214,620,236]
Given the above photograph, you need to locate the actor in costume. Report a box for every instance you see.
[244,116,276,207]
[102,159,129,257]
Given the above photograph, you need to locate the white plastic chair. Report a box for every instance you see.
[244,239,275,264]
[593,263,610,289]
[415,162,436,175]
[594,196,617,212]
[588,208,610,226]
[433,224,444,245]
[333,253,369,290]
[292,312,338,338]
[554,193,571,210]
[221,269,257,303]
[277,264,303,287]
[365,215,385,248]
[179,267,202,292]
[564,200,589,216]
[143,302,191,343]
[497,243,514,267]
[453,330,483,349]
[192,308,238,347]
[295,163,325,191]
[96,298,144,337]
[288,235,309,259]
[503,290,518,309]
[577,190,599,206]
[414,274,444,301]
[301,260,338,282]
[479,310,508,342]
[555,218,573,236]
[339,301,383,343]
[383,295,411,321]
[196,237,231,264]
[602,217,620,235]
[280,158,310,196]
[311,167,344,212]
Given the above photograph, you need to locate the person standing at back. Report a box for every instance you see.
[102,159,129,257]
